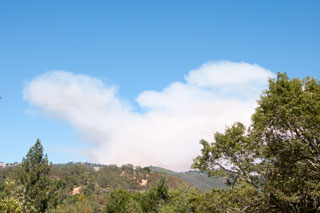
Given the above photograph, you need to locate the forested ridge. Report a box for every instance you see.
[1,73,320,212]
[0,141,219,212]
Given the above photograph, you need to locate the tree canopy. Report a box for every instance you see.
[193,73,320,212]
[19,139,51,212]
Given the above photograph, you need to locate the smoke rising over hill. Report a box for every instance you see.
[23,61,274,171]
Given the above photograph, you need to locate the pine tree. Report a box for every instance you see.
[19,138,51,212]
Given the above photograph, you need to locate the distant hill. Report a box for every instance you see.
[0,162,199,212]
[0,162,19,169]
[149,166,227,191]
[0,162,191,193]
[0,161,226,191]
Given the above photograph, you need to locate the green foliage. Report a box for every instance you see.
[252,73,320,211]
[149,166,226,191]
[0,180,24,213]
[84,182,95,196]
[193,73,320,212]
[194,182,263,213]
[193,122,258,188]
[158,184,195,213]
[19,139,51,212]
[49,193,95,213]
[1,143,199,212]
[138,176,170,212]
[104,189,142,213]
[104,176,197,213]
[0,179,36,213]
[155,176,169,202]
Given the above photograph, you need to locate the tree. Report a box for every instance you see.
[158,184,195,213]
[138,176,170,212]
[193,182,262,213]
[193,73,320,212]
[19,139,51,212]
[0,180,25,212]
[104,189,142,213]
[50,193,94,213]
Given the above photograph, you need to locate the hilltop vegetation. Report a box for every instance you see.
[0,145,197,212]
[149,166,226,191]
[1,72,320,212]
[0,155,220,212]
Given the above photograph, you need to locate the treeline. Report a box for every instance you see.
[0,140,196,212]
[1,73,320,212]
[0,143,232,213]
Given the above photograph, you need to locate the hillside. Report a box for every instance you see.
[149,166,226,191]
[0,162,190,192]
[0,162,225,191]
[0,162,197,212]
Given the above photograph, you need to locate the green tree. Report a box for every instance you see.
[158,184,195,213]
[19,139,51,212]
[251,73,320,211]
[0,179,36,213]
[104,189,142,213]
[49,193,94,213]
[0,180,24,213]
[193,73,320,212]
[155,176,169,203]
[138,176,169,212]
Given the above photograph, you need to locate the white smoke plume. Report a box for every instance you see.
[23,61,274,171]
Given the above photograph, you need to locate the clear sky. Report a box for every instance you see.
[0,1,319,170]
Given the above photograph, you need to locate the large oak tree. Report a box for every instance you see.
[193,73,320,212]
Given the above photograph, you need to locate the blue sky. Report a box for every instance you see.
[0,1,319,169]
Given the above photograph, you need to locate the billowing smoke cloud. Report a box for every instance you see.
[23,61,274,171]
